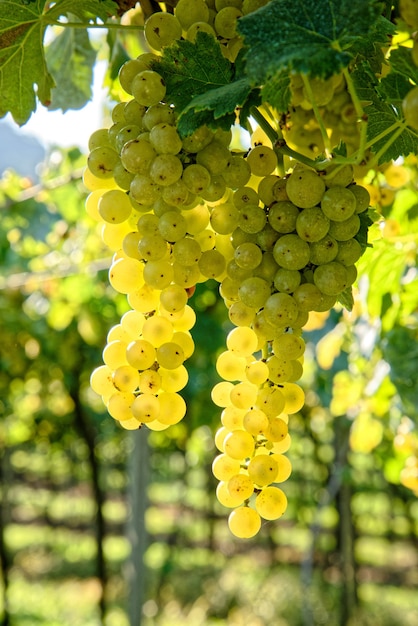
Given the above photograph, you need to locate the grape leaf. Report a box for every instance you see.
[238,0,383,82]
[260,71,291,114]
[157,32,254,136]
[352,65,418,163]
[0,0,117,125]
[45,26,96,111]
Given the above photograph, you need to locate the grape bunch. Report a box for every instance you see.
[85,0,372,539]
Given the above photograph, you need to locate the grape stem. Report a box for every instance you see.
[342,68,368,164]
[44,19,144,30]
[249,107,327,171]
[300,75,332,156]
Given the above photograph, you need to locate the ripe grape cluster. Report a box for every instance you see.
[85,0,372,538]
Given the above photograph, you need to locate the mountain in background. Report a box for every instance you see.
[0,119,46,182]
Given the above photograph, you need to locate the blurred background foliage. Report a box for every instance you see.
[0,141,417,626]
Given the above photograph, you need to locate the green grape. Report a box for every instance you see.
[107,391,136,421]
[214,6,243,39]
[328,214,360,241]
[248,455,278,486]
[115,124,141,152]
[120,138,156,174]
[210,202,240,235]
[158,211,187,242]
[109,257,144,294]
[266,355,294,384]
[234,242,263,270]
[112,365,140,392]
[223,429,255,459]
[252,310,278,341]
[226,326,259,357]
[182,164,211,194]
[103,340,128,369]
[173,262,201,288]
[130,174,162,206]
[98,189,132,224]
[128,284,160,313]
[150,154,183,186]
[196,140,231,176]
[285,166,326,209]
[187,21,217,41]
[119,59,148,94]
[126,339,156,370]
[295,207,330,242]
[160,284,188,313]
[253,251,278,282]
[216,350,247,381]
[231,227,257,248]
[216,481,245,508]
[212,381,235,407]
[121,309,146,336]
[222,154,251,188]
[200,175,227,202]
[142,315,173,347]
[175,0,210,29]
[400,0,418,29]
[138,369,162,394]
[162,179,191,207]
[149,122,182,155]
[314,261,348,296]
[309,234,339,265]
[220,277,240,301]
[255,486,287,520]
[245,360,269,385]
[182,125,214,153]
[320,186,357,221]
[142,103,176,130]
[156,342,185,369]
[264,292,298,327]
[131,70,166,107]
[221,406,246,430]
[113,162,135,190]
[242,408,269,436]
[158,392,187,425]
[246,145,278,176]
[228,301,256,327]
[137,213,159,235]
[88,128,111,151]
[138,233,168,262]
[271,453,292,482]
[273,268,301,293]
[90,365,115,397]
[131,393,160,423]
[268,201,300,233]
[347,183,370,214]
[87,146,119,179]
[198,249,226,279]
[322,163,353,188]
[402,86,418,130]
[228,506,261,539]
[256,386,285,418]
[238,204,267,234]
[172,237,202,266]
[233,186,259,209]
[144,12,183,50]
[143,259,174,290]
[273,234,311,271]
[230,381,258,409]
[227,474,254,503]
[159,365,189,393]
[334,238,362,265]
[124,99,146,125]
[256,223,280,251]
[292,282,323,311]
[212,454,242,481]
[273,333,305,360]
[238,276,271,309]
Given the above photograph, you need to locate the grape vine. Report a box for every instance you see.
[2,0,418,539]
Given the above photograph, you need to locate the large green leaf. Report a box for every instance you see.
[45,27,96,111]
[0,0,117,125]
[238,0,383,81]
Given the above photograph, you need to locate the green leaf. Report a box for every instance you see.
[365,99,418,163]
[387,45,418,84]
[0,0,53,124]
[158,32,254,136]
[260,70,291,113]
[45,27,96,111]
[238,0,383,83]
[0,0,117,125]
[337,287,354,311]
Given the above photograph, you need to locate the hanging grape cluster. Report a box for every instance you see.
[84,0,398,538]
